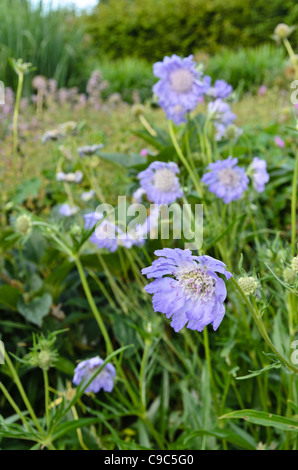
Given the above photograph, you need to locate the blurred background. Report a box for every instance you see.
[1,0,297,103]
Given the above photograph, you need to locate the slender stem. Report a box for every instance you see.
[291,152,298,255]
[4,352,44,433]
[139,341,150,410]
[43,369,50,429]
[74,255,113,356]
[168,121,203,198]
[13,72,24,157]
[0,381,30,429]
[231,278,298,374]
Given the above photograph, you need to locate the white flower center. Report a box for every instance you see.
[153,168,176,192]
[218,168,241,187]
[170,68,194,93]
[176,267,216,302]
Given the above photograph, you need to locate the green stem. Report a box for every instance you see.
[43,369,50,429]
[5,352,44,434]
[231,278,298,374]
[74,255,113,356]
[13,72,24,157]
[0,381,30,429]
[291,152,298,255]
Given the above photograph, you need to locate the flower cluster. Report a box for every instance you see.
[142,248,232,333]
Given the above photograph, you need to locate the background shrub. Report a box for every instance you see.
[84,0,298,61]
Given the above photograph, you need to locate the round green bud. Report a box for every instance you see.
[16,215,32,235]
[38,350,56,371]
[132,104,144,117]
[283,267,296,284]
[238,277,258,296]
[291,256,298,274]
[274,23,292,40]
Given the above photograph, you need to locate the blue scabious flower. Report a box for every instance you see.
[84,212,120,252]
[206,79,233,100]
[142,248,232,332]
[59,203,79,216]
[73,356,116,394]
[137,161,183,205]
[201,156,249,204]
[207,99,236,140]
[153,54,205,124]
[249,157,269,193]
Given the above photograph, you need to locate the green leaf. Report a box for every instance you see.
[220,410,298,432]
[12,177,42,204]
[0,285,21,311]
[17,293,52,327]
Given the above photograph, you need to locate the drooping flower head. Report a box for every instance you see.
[73,356,116,394]
[207,99,236,141]
[201,156,249,204]
[153,54,206,124]
[142,248,232,333]
[78,144,104,158]
[84,211,119,252]
[137,161,183,205]
[59,203,79,217]
[248,157,269,193]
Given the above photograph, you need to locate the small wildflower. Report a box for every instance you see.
[207,99,236,140]
[202,156,249,203]
[142,248,232,332]
[238,277,258,296]
[153,54,206,124]
[291,256,298,273]
[81,189,95,201]
[258,85,267,96]
[16,215,32,235]
[78,144,104,158]
[73,356,116,394]
[137,161,183,205]
[205,78,233,100]
[274,136,285,148]
[59,204,79,217]
[248,157,269,193]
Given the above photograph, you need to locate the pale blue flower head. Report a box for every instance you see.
[142,248,232,333]
[201,156,249,204]
[206,79,233,100]
[153,54,206,124]
[249,157,269,193]
[207,99,236,140]
[73,356,116,394]
[59,203,79,217]
[137,161,183,205]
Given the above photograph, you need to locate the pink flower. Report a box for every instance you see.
[258,85,267,96]
[140,149,149,157]
[274,136,285,148]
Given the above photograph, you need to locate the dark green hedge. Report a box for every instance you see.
[84,0,298,61]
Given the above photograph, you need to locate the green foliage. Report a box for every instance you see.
[0,0,86,93]
[84,0,298,61]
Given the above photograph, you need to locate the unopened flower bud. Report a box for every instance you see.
[238,277,258,295]
[283,267,296,284]
[132,103,144,117]
[16,215,32,235]
[291,256,298,273]
[274,23,294,40]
